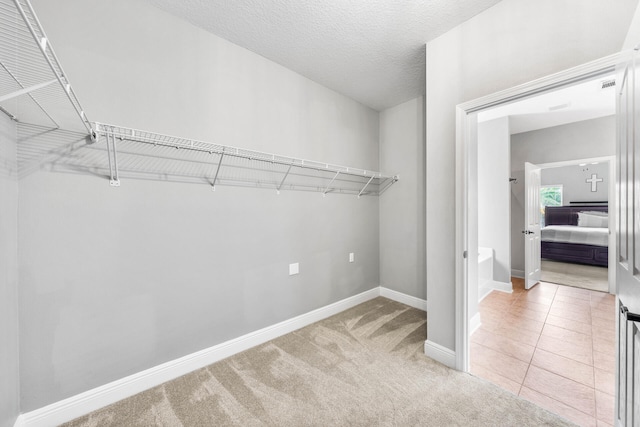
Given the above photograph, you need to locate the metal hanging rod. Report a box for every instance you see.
[94,122,399,195]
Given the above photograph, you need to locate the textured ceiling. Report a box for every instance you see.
[144,0,504,111]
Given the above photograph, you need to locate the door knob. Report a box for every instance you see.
[522,230,534,235]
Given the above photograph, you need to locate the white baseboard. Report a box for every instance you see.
[469,312,482,336]
[478,285,493,302]
[491,280,513,294]
[18,288,380,427]
[478,280,512,302]
[424,340,456,369]
[379,287,427,311]
[511,269,524,278]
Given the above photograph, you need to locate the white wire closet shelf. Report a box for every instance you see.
[94,123,398,196]
[0,0,92,134]
[3,0,398,196]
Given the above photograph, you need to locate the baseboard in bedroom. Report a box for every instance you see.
[469,312,482,335]
[18,288,380,427]
[511,269,524,279]
[424,340,456,369]
[379,287,427,311]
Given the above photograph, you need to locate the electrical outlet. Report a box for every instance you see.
[289,263,299,275]
[349,253,355,263]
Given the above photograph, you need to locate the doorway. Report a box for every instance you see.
[457,54,625,425]
[537,157,615,294]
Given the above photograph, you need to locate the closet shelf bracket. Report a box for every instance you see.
[0,78,57,103]
[211,153,225,190]
[276,164,293,194]
[104,128,121,187]
[322,171,340,197]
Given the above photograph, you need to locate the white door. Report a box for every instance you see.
[524,162,542,290]
[616,51,640,426]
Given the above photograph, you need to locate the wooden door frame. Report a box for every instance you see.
[454,51,629,372]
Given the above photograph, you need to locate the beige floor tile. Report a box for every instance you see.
[541,323,591,346]
[519,386,597,427]
[530,348,594,387]
[555,293,591,305]
[537,334,593,365]
[491,323,541,347]
[549,306,591,324]
[545,314,592,336]
[514,298,552,312]
[556,287,592,301]
[535,282,560,292]
[470,342,529,384]
[592,327,615,342]
[470,327,491,344]
[592,306,616,321]
[479,298,512,312]
[518,293,554,306]
[476,329,536,363]
[593,350,615,374]
[592,335,615,355]
[523,365,596,416]
[475,276,617,426]
[477,307,504,324]
[594,368,615,396]
[500,313,545,334]
[477,316,502,331]
[595,390,615,425]
[592,315,615,332]
[470,364,521,395]
[551,298,592,314]
[482,291,519,305]
[590,296,615,311]
[510,305,549,322]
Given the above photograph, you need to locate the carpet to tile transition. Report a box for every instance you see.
[63,297,575,426]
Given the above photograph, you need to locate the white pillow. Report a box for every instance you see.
[580,210,608,217]
[578,212,608,228]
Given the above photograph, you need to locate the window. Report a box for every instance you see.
[540,185,563,227]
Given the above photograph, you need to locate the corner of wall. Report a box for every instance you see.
[423,340,456,369]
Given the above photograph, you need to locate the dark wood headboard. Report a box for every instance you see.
[544,205,608,226]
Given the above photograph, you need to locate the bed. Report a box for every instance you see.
[541,204,609,267]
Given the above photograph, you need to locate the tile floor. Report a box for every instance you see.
[470,278,616,427]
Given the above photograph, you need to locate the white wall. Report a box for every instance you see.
[0,114,19,427]
[542,163,609,204]
[510,116,615,272]
[20,0,381,411]
[379,97,426,300]
[425,0,636,351]
[478,117,511,285]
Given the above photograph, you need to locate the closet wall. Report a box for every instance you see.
[0,114,19,427]
[379,97,426,299]
[20,0,381,411]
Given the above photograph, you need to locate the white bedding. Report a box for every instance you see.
[541,225,609,247]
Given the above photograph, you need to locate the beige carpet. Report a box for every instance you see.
[63,298,574,426]
[541,260,608,292]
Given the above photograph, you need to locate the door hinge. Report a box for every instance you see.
[463,250,468,259]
